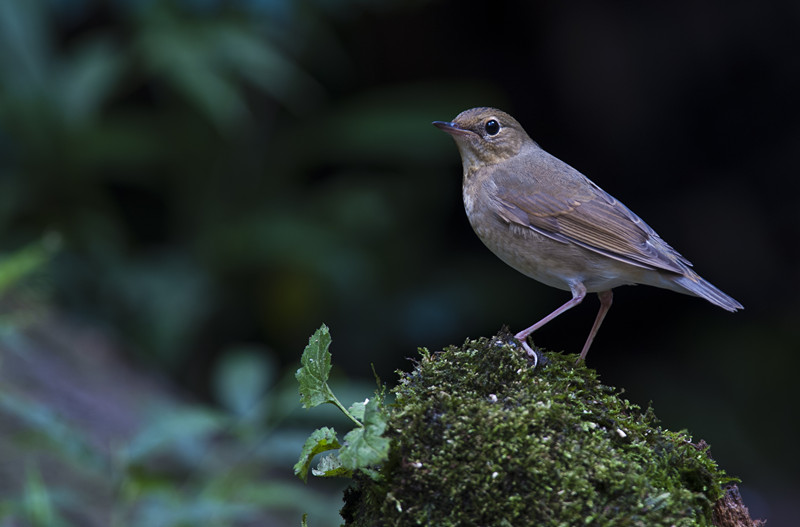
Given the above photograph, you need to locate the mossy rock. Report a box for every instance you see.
[341,332,735,526]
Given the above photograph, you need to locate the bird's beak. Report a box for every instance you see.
[432,121,473,137]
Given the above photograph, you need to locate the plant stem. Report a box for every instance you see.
[327,387,362,427]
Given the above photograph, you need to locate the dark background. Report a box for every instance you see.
[1,0,797,525]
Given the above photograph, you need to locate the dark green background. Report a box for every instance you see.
[1,0,796,524]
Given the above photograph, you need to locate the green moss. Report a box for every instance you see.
[341,332,733,527]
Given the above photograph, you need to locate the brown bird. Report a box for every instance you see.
[433,107,742,363]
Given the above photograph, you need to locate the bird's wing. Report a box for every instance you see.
[492,177,691,274]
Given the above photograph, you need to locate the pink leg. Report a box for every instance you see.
[515,283,587,361]
[576,290,613,363]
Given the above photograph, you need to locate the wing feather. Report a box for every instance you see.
[493,178,691,274]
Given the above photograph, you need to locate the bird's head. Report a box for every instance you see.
[433,107,532,167]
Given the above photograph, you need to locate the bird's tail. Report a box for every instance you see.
[671,269,743,312]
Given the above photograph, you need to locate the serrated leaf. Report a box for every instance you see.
[311,452,352,478]
[339,397,390,477]
[293,427,340,483]
[347,399,367,422]
[296,324,335,409]
[362,395,389,432]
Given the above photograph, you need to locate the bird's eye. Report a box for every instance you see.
[485,119,500,136]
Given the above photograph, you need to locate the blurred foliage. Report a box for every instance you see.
[0,235,60,331]
[0,0,490,525]
[0,326,377,526]
[0,0,499,382]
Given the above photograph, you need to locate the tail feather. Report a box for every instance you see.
[671,270,743,312]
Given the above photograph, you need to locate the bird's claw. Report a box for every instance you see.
[519,338,538,368]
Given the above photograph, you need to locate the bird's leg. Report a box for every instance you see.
[515,283,587,360]
[576,290,613,363]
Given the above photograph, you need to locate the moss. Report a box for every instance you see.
[341,331,733,527]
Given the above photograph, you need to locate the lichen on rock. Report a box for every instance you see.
[341,331,737,526]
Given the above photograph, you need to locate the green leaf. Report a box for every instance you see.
[58,37,123,124]
[338,397,390,478]
[362,396,389,435]
[24,466,55,527]
[136,14,248,130]
[124,407,224,463]
[0,390,105,471]
[296,324,335,409]
[131,493,253,526]
[293,427,340,483]
[0,240,52,295]
[214,346,275,417]
[347,399,367,422]
[311,453,351,479]
[212,24,324,115]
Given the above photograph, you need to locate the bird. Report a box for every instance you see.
[433,107,742,363]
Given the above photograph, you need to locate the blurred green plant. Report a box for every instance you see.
[0,2,497,522]
[0,0,501,376]
[0,337,373,526]
[0,234,60,331]
[0,236,55,297]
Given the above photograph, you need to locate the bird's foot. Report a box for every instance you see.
[518,338,538,368]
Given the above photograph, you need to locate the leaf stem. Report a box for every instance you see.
[327,387,363,427]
